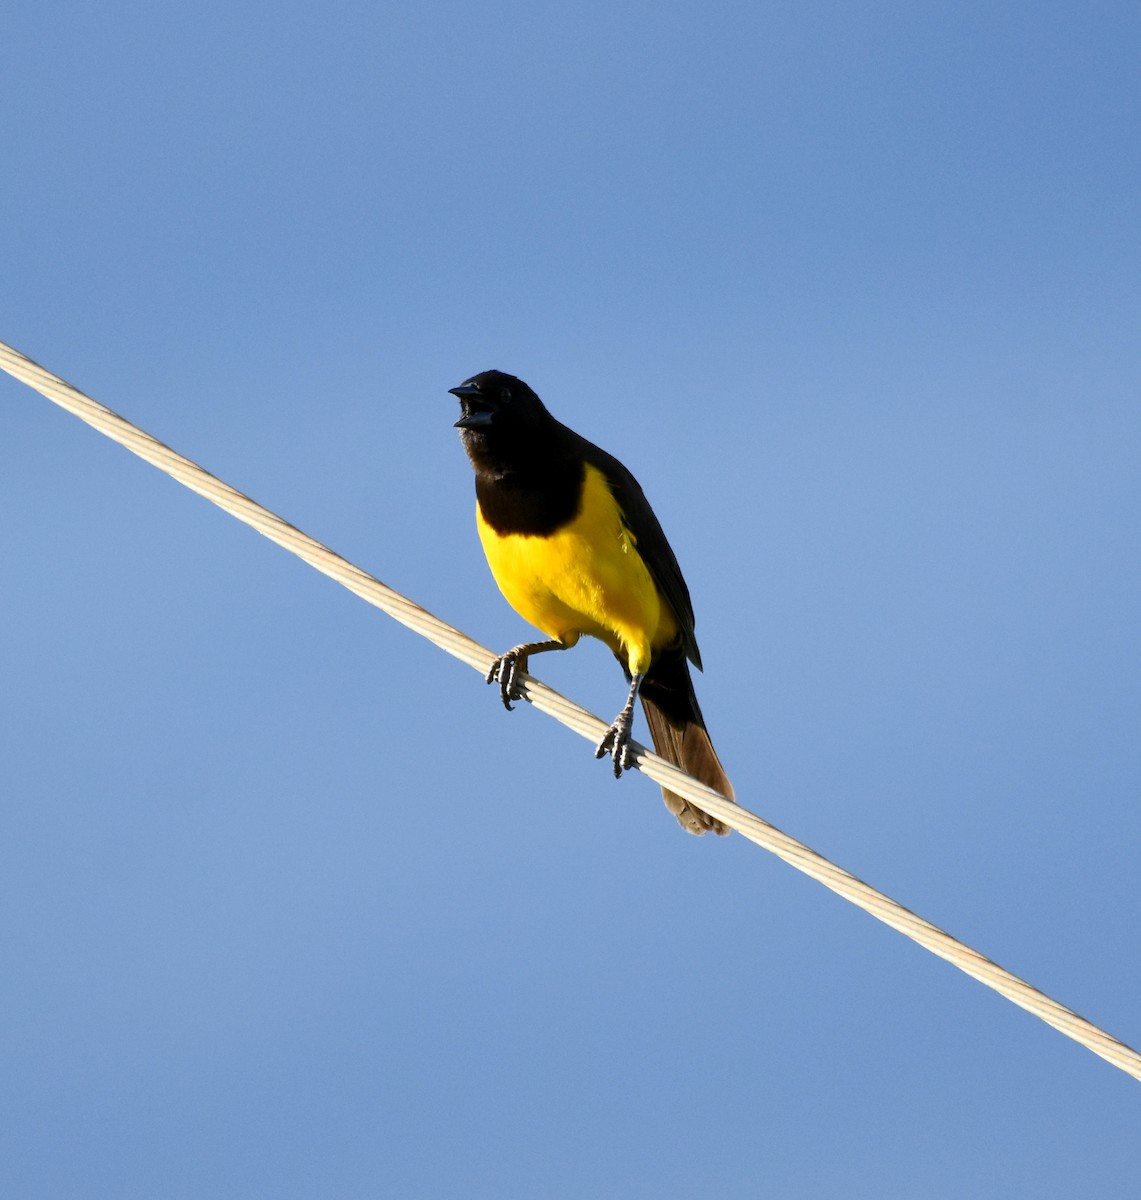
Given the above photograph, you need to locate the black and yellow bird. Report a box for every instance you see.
[450,369,733,835]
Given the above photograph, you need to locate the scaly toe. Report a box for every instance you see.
[486,653,523,710]
[595,717,633,777]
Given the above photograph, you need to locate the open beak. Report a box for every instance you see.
[450,383,496,429]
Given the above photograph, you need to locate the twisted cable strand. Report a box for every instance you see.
[3,338,1138,1082]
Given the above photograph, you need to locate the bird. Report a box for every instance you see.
[450,369,733,835]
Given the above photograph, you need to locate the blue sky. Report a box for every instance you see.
[2,2,1140,1195]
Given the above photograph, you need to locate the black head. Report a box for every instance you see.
[450,370,556,470]
[450,370,549,429]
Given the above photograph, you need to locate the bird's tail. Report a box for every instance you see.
[639,648,734,836]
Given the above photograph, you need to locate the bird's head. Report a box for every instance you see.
[450,370,553,467]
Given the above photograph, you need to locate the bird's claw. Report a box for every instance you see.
[486,651,526,710]
[595,712,635,778]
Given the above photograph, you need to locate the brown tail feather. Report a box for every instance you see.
[641,695,734,836]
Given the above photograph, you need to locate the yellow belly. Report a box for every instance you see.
[476,463,676,677]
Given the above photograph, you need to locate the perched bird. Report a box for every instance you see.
[450,369,733,835]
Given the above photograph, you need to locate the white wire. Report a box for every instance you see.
[3,337,1139,1083]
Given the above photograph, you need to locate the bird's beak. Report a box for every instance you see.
[451,383,496,429]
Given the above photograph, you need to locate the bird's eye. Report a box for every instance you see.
[502,389,513,402]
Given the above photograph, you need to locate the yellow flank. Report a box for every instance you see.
[476,463,678,677]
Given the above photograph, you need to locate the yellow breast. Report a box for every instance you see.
[476,463,676,677]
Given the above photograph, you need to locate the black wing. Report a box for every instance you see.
[569,428,703,671]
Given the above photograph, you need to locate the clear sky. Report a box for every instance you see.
[2,2,1140,1196]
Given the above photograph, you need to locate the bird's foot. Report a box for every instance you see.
[486,649,528,710]
[595,708,635,778]
[485,639,568,710]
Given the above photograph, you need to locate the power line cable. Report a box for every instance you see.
[3,337,1138,1083]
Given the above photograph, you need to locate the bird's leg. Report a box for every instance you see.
[486,640,567,710]
[595,673,644,778]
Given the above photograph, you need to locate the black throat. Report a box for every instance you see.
[469,435,586,537]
